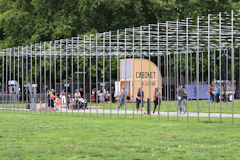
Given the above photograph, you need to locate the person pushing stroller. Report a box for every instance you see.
[177,84,187,114]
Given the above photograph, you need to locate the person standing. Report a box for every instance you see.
[216,85,221,103]
[209,85,214,103]
[74,89,81,109]
[66,94,71,110]
[177,84,187,114]
[111,87,115,103]
[47,90,51,107]
[153,87,161,114]
[229,93,233,102]
[80,88,84,98]
[55,94,62,111]
[91,88,97,103]
[49,89,55,111]
[136,86,145,114]
[105,91,111,102]
[98,87,104,103]
[61,89,66,104]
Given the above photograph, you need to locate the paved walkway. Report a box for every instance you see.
[1,107,240,118]
[67,109,240,118]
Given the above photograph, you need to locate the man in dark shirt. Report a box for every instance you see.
[111,87,115,102]
[136,86,146,114]
[177,84,187,114]
[80,88,84,98]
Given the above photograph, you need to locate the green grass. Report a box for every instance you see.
[0,111,240,160]
[89,100,240,114]
[1,99,240,114]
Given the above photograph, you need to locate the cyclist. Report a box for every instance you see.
[118,86,127,108]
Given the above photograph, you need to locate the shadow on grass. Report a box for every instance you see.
[202,120,222,124]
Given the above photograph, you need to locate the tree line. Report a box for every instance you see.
[0,0,239,49]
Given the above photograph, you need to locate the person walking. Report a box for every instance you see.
[177,84,187,114]
[136,86,145,114]
[153,87,161,114]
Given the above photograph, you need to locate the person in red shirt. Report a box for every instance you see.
[209,85,214,103]
[49,89,55,111]
[55,94,62,111]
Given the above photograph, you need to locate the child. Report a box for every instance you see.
[55,94,62,111]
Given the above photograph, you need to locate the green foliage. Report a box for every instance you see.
[0,0,238,49]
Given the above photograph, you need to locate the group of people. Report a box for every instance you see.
[91,87,115,103]
[92,84,186,114]
[46,83,235,113]
[47,89,62,111]
[209,85,233,103]
[117,84,187,114]
[117,86,162,114]
[47,88,87,111]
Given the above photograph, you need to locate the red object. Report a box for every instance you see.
[56,98,62,106]
[49,93,54,100]
[209,87,213,94]
[91,95,96,103]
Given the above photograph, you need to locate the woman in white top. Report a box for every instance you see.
[74,89,81,109]
[61,89,66,104]
[98,87,105,103]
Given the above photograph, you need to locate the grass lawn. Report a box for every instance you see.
[88,99,240,114]
[0,111,240,160]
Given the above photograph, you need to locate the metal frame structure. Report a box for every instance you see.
[0,11,240,123]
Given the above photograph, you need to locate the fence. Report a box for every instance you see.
[0,11,240,124]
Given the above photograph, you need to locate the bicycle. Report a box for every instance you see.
[117,94,125,109]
